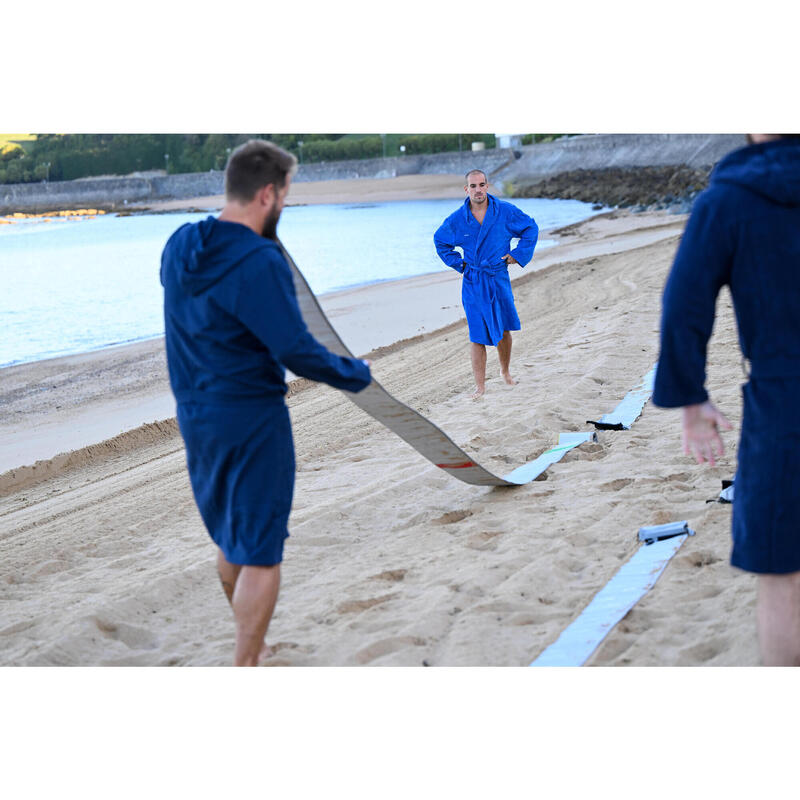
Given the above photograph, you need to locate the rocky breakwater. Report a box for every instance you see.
[507,165,712,213]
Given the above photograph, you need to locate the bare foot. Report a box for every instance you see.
[470,386,485,399]
[501,372,518,386]
[258,641,274,662]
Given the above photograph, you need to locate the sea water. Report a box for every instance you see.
[0,197,607,368]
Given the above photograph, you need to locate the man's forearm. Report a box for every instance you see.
[436,248,465,272]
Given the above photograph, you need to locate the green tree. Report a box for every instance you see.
[6,160,23,182]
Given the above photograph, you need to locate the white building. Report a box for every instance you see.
[495,134,524,149]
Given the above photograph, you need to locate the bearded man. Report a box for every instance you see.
[161,140,371,665]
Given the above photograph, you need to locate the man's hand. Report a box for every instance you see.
[681,401,733,466]
[502,253,518,265]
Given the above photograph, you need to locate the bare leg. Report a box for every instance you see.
[217,548,242,605]
[497,331,517,386]
[217,548,273,664]
[232,564,281,666]
[470,343,487,398]
[757,571,800,666]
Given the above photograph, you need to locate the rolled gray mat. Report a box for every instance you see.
[280,240,591,487]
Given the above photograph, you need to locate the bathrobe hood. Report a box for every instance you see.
[160,216,273,296]
[712,138,800,208]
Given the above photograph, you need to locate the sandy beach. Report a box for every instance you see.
[0,175,758,666]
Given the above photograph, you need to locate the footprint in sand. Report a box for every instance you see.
[260,642,309,667]
[336,593,398,614]
[0,619,35,636]
[665,472,692,482]
[507,614,539,626]
[679,550,722,568]
[90,616,159,650]
[369,569,407,582]
[592,634,634,664]
[538,595,557,605]
[599,477,635,492]
[648,509,687,526]
[354,636,427,665]
[676,638,727,665]
[33,559,69,577]
[434,509,473,525]
[465,531,502,551]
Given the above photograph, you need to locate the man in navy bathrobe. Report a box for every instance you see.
[653,134,800,665]
[434,169,538,398]
[161,140,371,665]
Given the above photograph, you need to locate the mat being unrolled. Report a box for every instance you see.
[280,241,593,487]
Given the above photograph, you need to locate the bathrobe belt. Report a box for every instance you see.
[462,263,508,303]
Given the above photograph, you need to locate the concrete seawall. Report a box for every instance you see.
[0,134,746,214]
[494,133,746,185]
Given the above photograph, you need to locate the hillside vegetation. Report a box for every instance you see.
[0,133,507,185]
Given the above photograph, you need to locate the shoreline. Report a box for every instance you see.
[130,173,470,213]
[0,239,557,372]
[1,172,571,372]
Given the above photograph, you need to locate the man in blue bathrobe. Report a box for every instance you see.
[434,170,539,398]
[653,134,800,665]
[161,140,371,666]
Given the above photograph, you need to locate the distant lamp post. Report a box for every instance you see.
[44,162,51,182]
[225,147,231,168]
[297,140,304,165]
[381,133,386,158]
[399,145,406,156]
[164,153,169,174]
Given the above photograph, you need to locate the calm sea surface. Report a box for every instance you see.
[0,197,607,368]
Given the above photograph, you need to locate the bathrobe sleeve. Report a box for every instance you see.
[433,216,467,273]
[234,248,371,393]
[506,204,539,267]
[653,191,734,407]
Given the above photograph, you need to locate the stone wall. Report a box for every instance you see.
[0,171,225,214]
[0,150,514,213]
[293,148,516,182]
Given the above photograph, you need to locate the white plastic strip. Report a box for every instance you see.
[597,364,657,429]
[530,534,689,667]
[503,432,596,484]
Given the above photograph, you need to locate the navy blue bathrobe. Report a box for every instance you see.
[653,138,800,573]
[161,217,371,566]
[434,194,538,346]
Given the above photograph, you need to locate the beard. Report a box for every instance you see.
[261,203,282,240]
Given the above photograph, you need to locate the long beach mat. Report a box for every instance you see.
[280,240,596,487]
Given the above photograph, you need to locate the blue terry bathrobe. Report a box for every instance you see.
[653,138,800,574]
[433,194,538,346]
[161,217,371,566]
